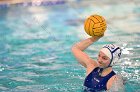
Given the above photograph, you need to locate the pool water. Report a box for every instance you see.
[0,1,140,92]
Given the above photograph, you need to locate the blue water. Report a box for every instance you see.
[0,1,140,92]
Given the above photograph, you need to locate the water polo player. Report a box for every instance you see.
[71,36,124,92]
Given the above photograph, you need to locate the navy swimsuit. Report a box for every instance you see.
[84,67,116,92]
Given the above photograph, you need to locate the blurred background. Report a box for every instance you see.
[0,0,140,92]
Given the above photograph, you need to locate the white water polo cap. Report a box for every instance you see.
[100,44,122,67]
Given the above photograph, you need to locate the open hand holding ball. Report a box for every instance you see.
[84,14,107,37]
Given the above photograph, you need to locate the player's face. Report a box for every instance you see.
[97,51,110,68]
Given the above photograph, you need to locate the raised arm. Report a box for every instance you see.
[71,36,102,69]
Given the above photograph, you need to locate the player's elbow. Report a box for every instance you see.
[71,45,78,53]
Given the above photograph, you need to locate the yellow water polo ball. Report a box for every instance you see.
[84,14,107,36]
